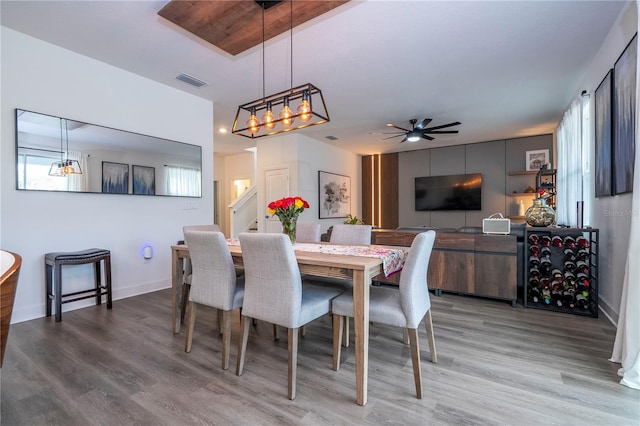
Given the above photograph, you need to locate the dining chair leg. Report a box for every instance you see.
[236,315,251,376]
[288,327,299,400]
[408,328,423,399]
[221,310,232,370]
[184,301,197,353]
[217,309,224,335]
[180,283,190,324]
[273,324,279,341]
[425,310,437,363]
[342,318,350,348]
[300,325,306,337]
[332,315,343,371]
[402,328,410,345]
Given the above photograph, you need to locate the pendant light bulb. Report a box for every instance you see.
[246,107,260,135]
[297,91,312,122]
[63,161,75,175]
[279,97,295,127]
[261,102,276,130]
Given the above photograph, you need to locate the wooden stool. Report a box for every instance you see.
[45,248,112,322]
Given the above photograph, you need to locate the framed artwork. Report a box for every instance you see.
[102,161,129,194]
[595,69,614,197]
[132,165,156,195]
[525,149,549,171]
[318,171,351,219]
[613,33,637,195]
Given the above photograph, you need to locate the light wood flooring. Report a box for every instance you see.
[1,289,638,425]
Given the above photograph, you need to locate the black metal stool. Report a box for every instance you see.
[45,248,112,322]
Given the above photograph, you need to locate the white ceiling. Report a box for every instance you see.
[1,0,626,156]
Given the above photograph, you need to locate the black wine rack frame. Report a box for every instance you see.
[523,227,599,318]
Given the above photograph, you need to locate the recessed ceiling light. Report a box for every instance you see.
[219,128,228,134]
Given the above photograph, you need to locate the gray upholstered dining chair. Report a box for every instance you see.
[235,232,343,400]
[294,223,322,243]
[327,223,373,347]
[181,224,221,324]
[183,229,243,370]
[331,230,437,399]
[329,224,372,246]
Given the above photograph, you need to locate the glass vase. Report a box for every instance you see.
[281,217,297,244]
[525,198,556,227]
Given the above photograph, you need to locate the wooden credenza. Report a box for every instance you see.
[372,230,517,306]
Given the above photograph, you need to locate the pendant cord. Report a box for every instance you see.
[262,4,266,100]
[65,119,69,157]
[59,118,64,162]
[290,0,293,88]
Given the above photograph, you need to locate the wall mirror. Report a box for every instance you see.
[15,109,202,197]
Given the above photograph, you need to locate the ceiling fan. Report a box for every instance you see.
[383,118,461,142]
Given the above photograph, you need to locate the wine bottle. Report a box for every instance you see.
[577,249,589,261]
[563,236,577,249]
[575,293,589,310]
[529,276,540,288]
[563,271,576,286]
[576,260,589,274]
[562,288,576,308]
[529,267,541,279]
[540,277,551,289]
[529,245,540,256]
[576,236,590,249]
[564,260,577,272]
[551,236,563,248]
[540,235,552,247]
[551,268,563,280]
[542,288,551,304]
[576,282,589,297]
[540,247,552,257]
[540,256,552,274]
[529,287,541,303]
[529,255,540,267]
[528,234,540,245]
[551,288,563,307]
[564,249,577,262]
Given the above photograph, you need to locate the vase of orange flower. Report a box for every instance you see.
[267,196,310,244]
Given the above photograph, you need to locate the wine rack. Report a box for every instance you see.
[523,227,598,317]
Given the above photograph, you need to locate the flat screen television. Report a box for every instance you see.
[415,173,482,211]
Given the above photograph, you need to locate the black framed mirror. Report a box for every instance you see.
[15,109,202,197]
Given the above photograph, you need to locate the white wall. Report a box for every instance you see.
[1,28,214,322]
[256,133,360,235]
[576,1,637,323]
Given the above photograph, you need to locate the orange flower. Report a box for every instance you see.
[267,196,309,222]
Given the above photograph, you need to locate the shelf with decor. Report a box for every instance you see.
[536,168,557,209]
[507,192,536,197]
[507,170,539,176]
[523,227,598,318]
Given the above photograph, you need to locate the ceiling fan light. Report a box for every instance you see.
[407,131,421,142]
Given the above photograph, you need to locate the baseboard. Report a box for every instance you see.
[598,297,619,327]
[10,279,171,324]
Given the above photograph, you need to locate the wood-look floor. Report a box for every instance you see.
[1,289,638,425]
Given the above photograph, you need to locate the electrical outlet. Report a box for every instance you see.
[182,201,198,210]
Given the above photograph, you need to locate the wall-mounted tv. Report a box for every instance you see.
[415,173,482,211]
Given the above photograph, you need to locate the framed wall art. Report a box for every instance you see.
[102,161,129,194]
[318,171,351,219]
[595,69,614,197]
[525,149,549,171]
[613,33,637,195]
[132,165,156,195]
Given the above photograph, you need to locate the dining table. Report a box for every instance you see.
[170,240,407,406]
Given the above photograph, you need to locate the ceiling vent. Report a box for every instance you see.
[176,73,208,88]
[325,135,338,140]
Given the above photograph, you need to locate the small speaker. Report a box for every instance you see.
[482,218,511,234]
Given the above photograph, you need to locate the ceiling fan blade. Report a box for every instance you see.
[381,134,404,140]
[386,123,411,132]
[425,130,459,134]
[414,118,432,130]
[421,134,435,141]
[423,121,461,132]
[399,135,408,143]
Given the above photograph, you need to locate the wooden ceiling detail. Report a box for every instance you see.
[158,0,349,56]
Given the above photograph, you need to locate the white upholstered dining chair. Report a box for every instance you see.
[329,224,372,245]
[294,223,322,243]
[183,229,243,370]
[331,230,437,399]
[235,232,343,400]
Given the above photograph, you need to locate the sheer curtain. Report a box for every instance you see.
[609,4,640,390]
[557,100,582,226]
[165,166,201,197]
[66,151,88,192]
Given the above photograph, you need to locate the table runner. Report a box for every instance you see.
[227,239,406,278]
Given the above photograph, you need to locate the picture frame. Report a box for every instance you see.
[318,171,351,219]
[613,33,637,195]
[102,161,129,194]
[525,149,549,171]
[132,165,156,195]
[595,69,614,197]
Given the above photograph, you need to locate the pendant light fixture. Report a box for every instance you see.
[48,118,82,176]
[232,0,329,139]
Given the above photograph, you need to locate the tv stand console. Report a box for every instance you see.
[372,229,517,306]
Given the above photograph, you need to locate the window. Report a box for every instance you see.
[165,166,201,197]
[17,152,68,191]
